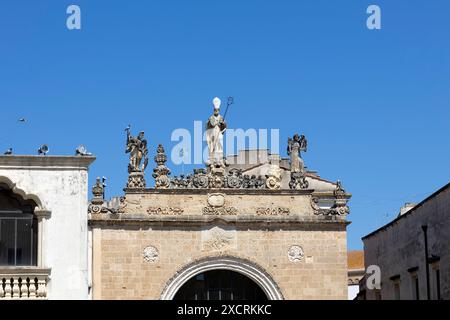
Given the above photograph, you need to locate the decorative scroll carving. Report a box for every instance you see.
[311,181,350,216]
[170,168,266,190]
[152,144,171,189]
[202,206,238,216]
[147,207,184,215]
[256,207,290,216]
[289,172,309,190]
[331,180,350,215]
[265,164,282,190]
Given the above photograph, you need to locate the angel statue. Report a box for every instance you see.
[205,97,227,166]
[287,133,307,174]
[125,126,149,173]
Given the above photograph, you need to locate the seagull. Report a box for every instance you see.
[4,148,13,155]
[125,124,131,132]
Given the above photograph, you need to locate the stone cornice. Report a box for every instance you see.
[124,188,314,196]
[0,155,96,170]
[0,267,52,276]
[89,213,350,228]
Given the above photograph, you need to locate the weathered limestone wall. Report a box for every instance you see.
[91,190,349,300]
[363,185,450,300]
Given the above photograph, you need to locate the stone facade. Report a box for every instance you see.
[362,183,450,300]
[89,147,351,300]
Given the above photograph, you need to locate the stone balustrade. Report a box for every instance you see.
[0,267,51,299]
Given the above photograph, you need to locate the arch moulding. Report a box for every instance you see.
[160,255,284,300]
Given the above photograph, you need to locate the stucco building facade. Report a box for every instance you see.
[0,155,95,299]
[361,183,450,300]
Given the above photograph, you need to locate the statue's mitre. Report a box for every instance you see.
[213,97,221,110]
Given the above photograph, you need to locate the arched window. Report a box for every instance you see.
[0,184,38,266]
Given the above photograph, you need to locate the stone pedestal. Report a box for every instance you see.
[127,171,146,188]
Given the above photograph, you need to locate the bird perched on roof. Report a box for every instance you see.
[4,148,13,155]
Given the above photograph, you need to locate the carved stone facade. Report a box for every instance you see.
[88,118,351,300]
[89,164,351,300]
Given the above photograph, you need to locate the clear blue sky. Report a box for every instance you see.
[1,1,449,250]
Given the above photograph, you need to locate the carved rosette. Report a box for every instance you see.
[265,176,281,190]
[127,171,146,188]
[288,245,304,263]
[142,246,159,263]
[192,169,209,188]
[170,168,266,190]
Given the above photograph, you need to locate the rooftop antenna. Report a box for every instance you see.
[102,177,107,199]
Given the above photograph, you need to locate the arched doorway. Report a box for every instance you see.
[174,270,268,300]
[161,256,284,300]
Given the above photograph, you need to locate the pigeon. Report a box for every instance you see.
[4,148,12,155]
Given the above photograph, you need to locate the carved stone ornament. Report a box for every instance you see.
[207,193,225,207]
[289,172,309,190]
[127,171,146,188]
[288,245,304,263]
[202,206,238,216]
[147,207,184,215]
[202,227,235,251]
[256,207,290,216]
[142,246,159,263]
[117,196,127,214]
[88,177,105,214]
[170,168,266,190]
[265,164,282,190]
[152,144,171,189]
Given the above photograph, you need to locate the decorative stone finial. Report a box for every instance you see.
[152,144,171,189]
[88,177,104,214]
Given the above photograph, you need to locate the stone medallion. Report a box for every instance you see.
[288,245,304,263]
[207,193,225,207]
[142,246,159,263]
